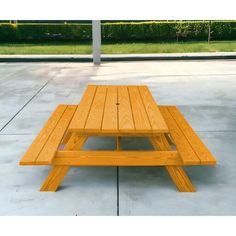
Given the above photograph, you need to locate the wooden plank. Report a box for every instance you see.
[138,86,168,133]
[60,131,72,145]
[53,150,181,166]
[159,106,201,165]
[36,105,77,165]
[69,85,97,132]
[128,86,151,132]
[102,86,118,132]
[40,134,87,191]
[40,166,70,192]
[150,135,173,152]
[85,86,107,131]
[116,136,121,150]
[150,135,196,192]
[63,131,167,136]
[118,86,135,131]
[167,106,217,165]
[19,105,67,165]
[64,133,87,150]
[166,166,196,192]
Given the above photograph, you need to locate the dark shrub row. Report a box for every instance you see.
[0,23,92,42]
[102,21,236,41]
[0,21,235,42]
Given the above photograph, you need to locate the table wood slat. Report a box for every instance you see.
[118,86,135,131]
[102,86,118,132]
[128,86,151,131]
[69,85,97,131]
[85,86,107,131]
[138,86,169,133]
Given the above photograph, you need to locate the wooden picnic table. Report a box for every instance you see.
[20,85,217,192]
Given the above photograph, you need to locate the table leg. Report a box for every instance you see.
[165,166,196,192]
[60,131,72,145]
[116,136,121,150]
[40,166,70,192]
[40,134,87,191]
[149,135,196,192]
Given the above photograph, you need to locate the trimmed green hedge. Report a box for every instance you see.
[102,21,236,41]
[211,21,236,40]
[0,21,236,42]
[0,23,92,42]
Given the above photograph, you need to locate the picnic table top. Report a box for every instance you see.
[68,85,169,135]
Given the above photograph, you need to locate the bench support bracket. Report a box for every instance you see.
[40,133,196,192]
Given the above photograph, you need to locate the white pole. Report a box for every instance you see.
[92,20,101,65]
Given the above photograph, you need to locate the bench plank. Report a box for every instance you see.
[35,105,77,165]
[19,105,68,165]
[167,106,216,165]
[159,106,201,165]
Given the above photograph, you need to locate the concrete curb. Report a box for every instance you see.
[0,55,93,63]
[102,54,236,62]
[0,53,236,62]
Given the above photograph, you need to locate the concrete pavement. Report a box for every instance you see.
[0,60,236,215]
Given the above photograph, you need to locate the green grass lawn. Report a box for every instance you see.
[0,41,235,54]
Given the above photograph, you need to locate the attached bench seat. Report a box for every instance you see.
[20,104,216,167]
[20,105,77,165]
[159,106,217,166]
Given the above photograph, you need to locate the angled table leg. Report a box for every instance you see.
[40,134,87,191]
[149,135,196,192]
[165,166,196,192]
[40,166,70,192]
